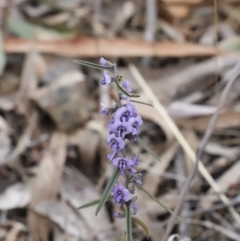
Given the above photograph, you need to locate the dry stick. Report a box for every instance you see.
[4,38,219,57]
[128,61,240,236]
[162,60,240,241]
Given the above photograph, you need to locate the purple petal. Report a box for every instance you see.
[133,155,139,166]
[100,57,108,66]
[130,202,138,215]
[121,80,132,93]
[100,71,112,85]
[122,188,130,202]
[115,106,132,122]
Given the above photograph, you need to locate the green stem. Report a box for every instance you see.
[126,207,133,241]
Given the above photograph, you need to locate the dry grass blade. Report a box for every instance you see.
[128,63,240,228]
[4,38,220,57]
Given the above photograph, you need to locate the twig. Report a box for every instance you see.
[4,37,220,57]
[128,61,240,240]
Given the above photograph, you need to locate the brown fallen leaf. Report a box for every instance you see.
[28,132,67,241]
[4,37,221,57]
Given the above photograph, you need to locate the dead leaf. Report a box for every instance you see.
[28,132,67,241]
[30,70,89,131]
[62,166,111,241]
[0,181,33,210]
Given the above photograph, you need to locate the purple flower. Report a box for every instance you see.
[100,103,110,115]
[112,183,130,205]
[112,157,136,176]
[130,202,138,215]
[107,133,125,151]
[110,120,133,138]
[121,80,132,93]
[100,71,112,85]
[100,57,108,67]
[115,105,132,122]
[133,155,139,166]
[129,115,143,135]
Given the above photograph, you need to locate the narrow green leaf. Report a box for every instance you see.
[95,168,120,215]
[77,195,113,210]
[132,217,150,238]
[135,136,160,161]
[136,184,182,222]
[115,81,140,98]
[7,16,76,40]
[130,99,153,107]
[117,232,126,241]
[73,60,110,71]
[126,207,133,241]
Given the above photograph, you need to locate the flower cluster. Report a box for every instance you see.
[100,57,143,217]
